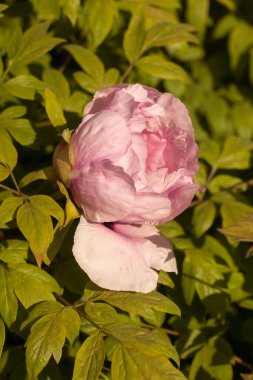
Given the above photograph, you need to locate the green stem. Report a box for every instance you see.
[119,62,134,83]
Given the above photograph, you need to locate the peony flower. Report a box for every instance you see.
[54,84,199,292]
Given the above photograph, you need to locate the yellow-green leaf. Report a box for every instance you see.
[73,332,105,380]
[44,88,66,127]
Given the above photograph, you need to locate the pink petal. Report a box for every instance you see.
[72,110,131,164]
[167,181,200,221]
[157,93,194,135]
[84,91,134,122]
[73,217,159,292]
[70,161,136,223]
[120,193,171,224]
[113,223,177,272]
[122,84,148,102]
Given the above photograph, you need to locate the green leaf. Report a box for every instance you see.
[5,75,46,100]
[43,68,70,101]
[0,239,29,264]
[228,21,253,70]
[85,284,180,319]
[62,0,80,26]
[0,134,17,181]
[8,119,35,146]
[85,0,115,49]
[186,0,210,41]
[74,71,101,93]
[192,200,216,237]
[25,302,80,378]
[11,22,64,68]
[220,201,253,228]
[0,197,23,226]
[0,317,4,358]
[189,337,233,380]
[17,202,54,266]
[136,54,189,82]
[199,140,220,166]
[158,271,174,288]
[57,181,79,226]
[9,263,62,308]
[0,4,8,13]
[123,9,146,63]
[216,136,253,170]
[0,263,18,326]
[72,332,105,380]
[208,175,241,194]
[143,23,198,51]
[19,166,57,188]
[64,44,104,80]
[103,68,120,86]
[44,88,66,127]
[109,325,184,380]
[219,214,253,242]
[29,195,64,226]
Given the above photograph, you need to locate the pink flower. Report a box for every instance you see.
[54,84,199,292]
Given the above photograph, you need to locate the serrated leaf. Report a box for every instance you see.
[64,44,104,80]
[19,166,57,188]
[73,332,105,380]
[0,263,18,326]
[17,202,54,266]
[0,317,4,358]
[44,88,66,127]
[25,303,80,377]
[123,9,146,63]
[29,195,64,226]
[85,284,180,319]
[0,197,23,226]
[192,200,216,237]
[136,54,189,82]
[85,0,115,49]
[9,263,62,308]
[5,75,46,100]
[109,325,184,380]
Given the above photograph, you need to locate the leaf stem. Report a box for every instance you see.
[119,62,134,83]
[0,183,20,196]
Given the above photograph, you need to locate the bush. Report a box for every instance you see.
[0,0,253,379]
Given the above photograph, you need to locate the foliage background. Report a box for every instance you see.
[0,0,253,379]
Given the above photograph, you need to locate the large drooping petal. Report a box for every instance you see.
[73,217,158,292]
[70,161,136,223]
[73,217,176,292]
[72,110,131,164]
[113,223,177,272]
